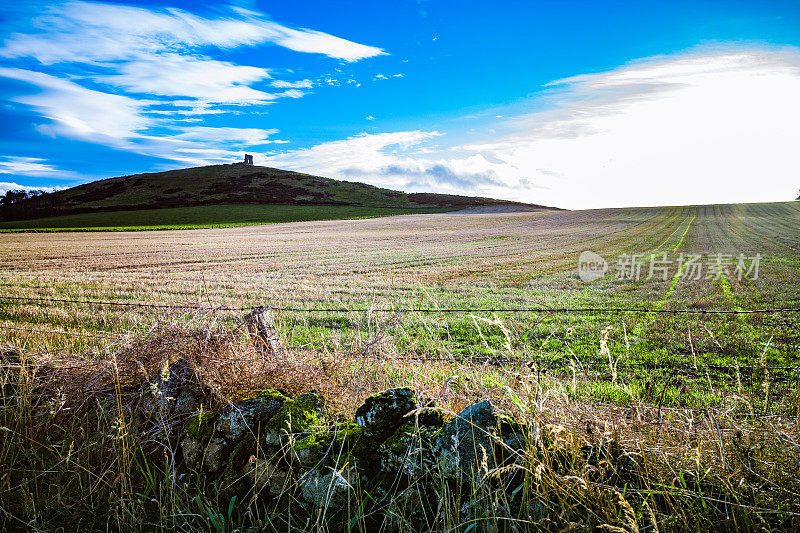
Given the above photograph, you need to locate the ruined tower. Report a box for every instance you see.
[243,154,254,165]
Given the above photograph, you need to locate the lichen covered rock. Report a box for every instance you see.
[300,465,357,509]
[216,389,288,443]
[437,399,527,481]
[174,388,538,522]
[203,437,229,474]
[354,387,441,442]
[222,438,256,496]
[181,410,218,470]
[244,458,292,497]
[378,423,442,480]
[262,390,325,445]
[292,421,375,468]
[292,431,333,466]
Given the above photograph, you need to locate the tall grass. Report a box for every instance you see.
[2,311,799,531]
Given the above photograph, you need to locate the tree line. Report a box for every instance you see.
[0,189,62,221]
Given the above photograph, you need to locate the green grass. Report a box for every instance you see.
[0,204,456,232]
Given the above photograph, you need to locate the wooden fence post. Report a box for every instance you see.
[244,306,284,359]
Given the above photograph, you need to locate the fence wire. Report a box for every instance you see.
[2,292,799,418]
[2,294,799,314]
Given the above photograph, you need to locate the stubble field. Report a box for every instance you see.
[2,202,798,371]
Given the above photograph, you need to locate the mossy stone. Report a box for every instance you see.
[257,388,291,403]
[185,410,218,442]
[216,389,288,443]
[222,437,256,497]
[293,432,334,465]
[292,421,376,468]
[263,390,324,444]
[381,424,416,458]
[417,406,446,428]
[379,424,442,479]
[332,421,376,462]
[354,387,420,442]
[299,465,357,510]
[182,411,218,471]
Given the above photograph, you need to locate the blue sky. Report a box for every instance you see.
[1,0,799,208]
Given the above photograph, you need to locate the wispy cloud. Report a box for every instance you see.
[0,1,384,112]
[0,156,76,192]
[171,127,287,146]
[0,1,386,167]
[0,67,289,166]
[1,1,386,64]
[0,67,150,142]
[0,156,75,179]
[271,79,314,89]
[372,73,403,81]
[267,24,387,62]
[94,54,275,105]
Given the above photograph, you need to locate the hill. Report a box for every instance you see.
[0,164,551,227]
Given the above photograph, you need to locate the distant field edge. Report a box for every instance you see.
[0,204,461,232]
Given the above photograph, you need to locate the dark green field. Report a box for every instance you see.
[0,204,456,231]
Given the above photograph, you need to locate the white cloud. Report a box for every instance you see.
[171,127,285,145]
[271,79,313,89]
[459,47,800,208]
[0,181,66,195]
[0,1,389,166]
[262,131,436,183]
[0,156,74,193]
[1,1,386,64]
[0,67,151,141]
[258,47,800,208]
[0,1,383,140]
[0,68,288,166]
[95,54,274,104]
[275,89,306,99]
[372,73,403,82]
[260,131,507,194]
[269,26,387,62]
[0,156,75,179]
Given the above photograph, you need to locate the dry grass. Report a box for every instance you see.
[3,315,800,531]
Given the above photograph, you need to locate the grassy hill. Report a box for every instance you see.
[0,163,552,230]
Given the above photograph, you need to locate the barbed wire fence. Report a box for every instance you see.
[2,293,799,314]
[1,293,799,417]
